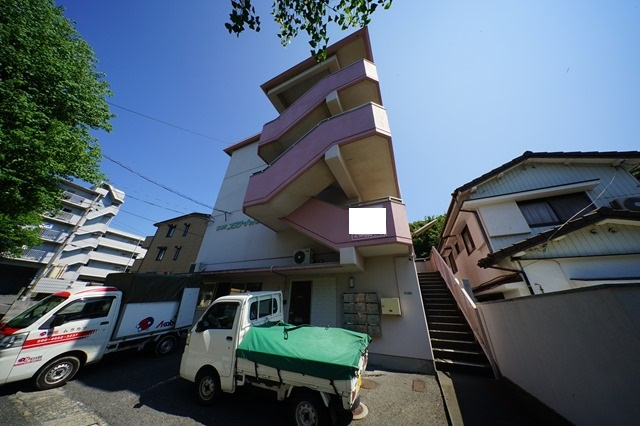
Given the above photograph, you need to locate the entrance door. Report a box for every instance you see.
[289,281,311,325]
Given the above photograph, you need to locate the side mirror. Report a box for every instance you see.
[195,321,205,333]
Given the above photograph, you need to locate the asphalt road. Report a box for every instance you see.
[0,343,448,425]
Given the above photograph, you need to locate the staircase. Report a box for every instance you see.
[419,272,493,377]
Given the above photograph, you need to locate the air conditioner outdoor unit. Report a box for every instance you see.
[293,248,313,265]
[611,197,640,212]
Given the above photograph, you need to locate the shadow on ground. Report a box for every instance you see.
[441,371,572,426]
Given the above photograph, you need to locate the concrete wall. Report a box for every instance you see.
[478,285,640,425]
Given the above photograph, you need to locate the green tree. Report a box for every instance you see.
[226,0,393,60]
[0,0,113,256]
[409,214,446,258]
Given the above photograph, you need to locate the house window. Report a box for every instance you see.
[518,192,593,227]
[173,246,181,260]
[166,224,176,237]
[447,251,458,274]
[156,247,167,261]
[183,223,190,236]
[454,242,460,255]
[461,225,476,254]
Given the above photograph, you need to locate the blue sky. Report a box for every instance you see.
[56,1,640,237]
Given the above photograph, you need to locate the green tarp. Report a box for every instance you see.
[236,322,371,381]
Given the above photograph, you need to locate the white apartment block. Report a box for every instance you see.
[0,180,146,298]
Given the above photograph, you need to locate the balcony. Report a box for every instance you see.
[281,197,412,257]
[39,229,66,243]
[20,248,48,262]
[46,211,80,225]
[62,191,91,207]
[89,250,133,266]
[244,103,399,230]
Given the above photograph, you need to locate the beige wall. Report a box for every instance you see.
[136,215,209,274]
[443,211,509,289]
[478,285,640,425]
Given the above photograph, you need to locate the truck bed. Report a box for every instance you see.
[236,322,370,383]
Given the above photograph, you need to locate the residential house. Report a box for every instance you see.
[430,151,640,425]
[438,150,640,300]
[194,28,432,372]
[0,179,146,301]
[133,212,211,274]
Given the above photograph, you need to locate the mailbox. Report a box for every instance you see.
[380,298,401,315]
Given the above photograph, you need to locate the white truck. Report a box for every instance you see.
[180,291,370,426]
[0,273,199,390]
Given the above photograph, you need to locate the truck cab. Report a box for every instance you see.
[180,291,283,393]
[0,287,122,388]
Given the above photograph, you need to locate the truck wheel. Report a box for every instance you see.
[195,368,221,406]
[33,355,81,390]
[153,334,177,356]
[289,390,331,426]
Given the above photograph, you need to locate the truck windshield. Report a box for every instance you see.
[5,295,68,329]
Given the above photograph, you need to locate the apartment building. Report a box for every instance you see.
[194,28,432,372]
[0,179,146,299]
[133,212,211,274]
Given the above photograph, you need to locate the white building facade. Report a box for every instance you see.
[195,29,432,372]
[0,179,145,298]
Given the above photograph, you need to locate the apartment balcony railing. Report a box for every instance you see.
[39,229,64,243]
[20,248,48,262]
[62,191,91,206]
[46,211,80,225]
[281,197,412,257]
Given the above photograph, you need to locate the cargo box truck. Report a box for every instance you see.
[0,273,199,389]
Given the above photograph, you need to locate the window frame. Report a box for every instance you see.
[447,251,458,274]
[461,225,476,254]
[156,247,167,261]
[173,245,181,261]
[166,224,176,237]
[183,223,190,237]
[517,192,594,227]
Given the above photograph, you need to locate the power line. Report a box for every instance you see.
[119,209,158,222]
[102,153,214,210]
[125,194,190,215]
[107,101,228,145]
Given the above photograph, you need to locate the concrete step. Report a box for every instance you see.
[429,329,475,341]
[430,337,483,351]
[426,314,466,324]
[428,322,471,332]
[434,358,493,377]
[421,290,450,296]
[424,302,458,309]
[432,347,488,364]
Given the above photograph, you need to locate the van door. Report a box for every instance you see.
[188,301,240,387]
[6,296,116,383]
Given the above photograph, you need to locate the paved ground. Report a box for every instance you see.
[0,345,449,426]
[437,371,571,426]
[355,370,448,426]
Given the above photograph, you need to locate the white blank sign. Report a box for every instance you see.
[349,208,386,235]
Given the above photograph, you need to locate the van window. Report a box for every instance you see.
[201,302,238,330]
[249,297,279,321]
[56,297,114,323]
